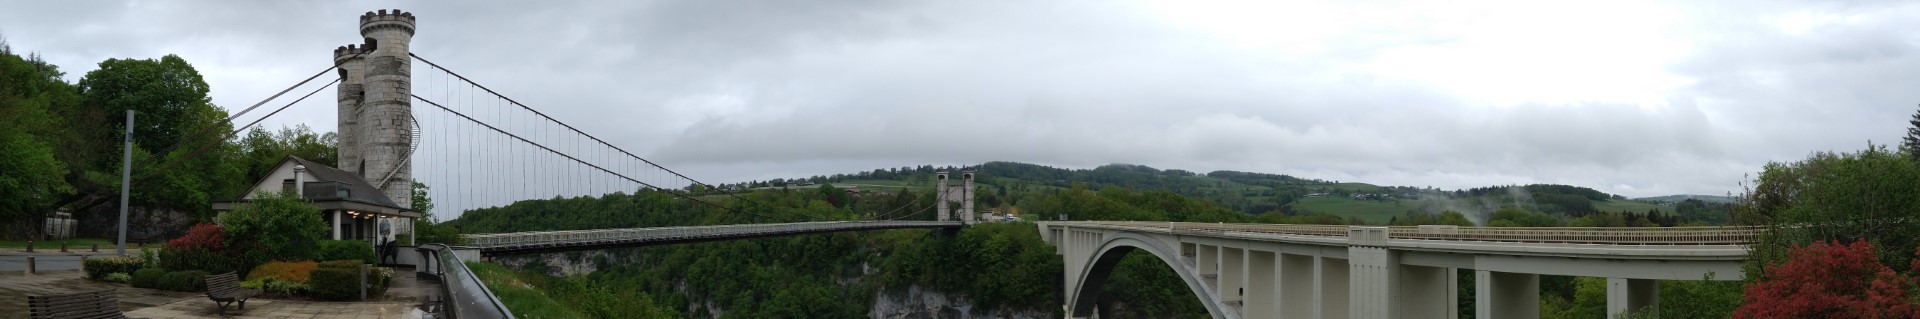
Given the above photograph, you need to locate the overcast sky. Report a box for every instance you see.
[5,0,1916,208]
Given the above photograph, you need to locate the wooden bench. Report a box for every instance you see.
[203,272,261,316]
[27,289,135,319]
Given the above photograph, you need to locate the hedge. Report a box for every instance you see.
[316,240,375,264]
[308,265,392,300]
[131,268,168,289]
[246,260,318,284]
[319,259,365,269]
[83,256,143,280]
[308,267,360,300]
[158,270,210,292]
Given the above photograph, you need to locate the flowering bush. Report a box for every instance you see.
[166,223,225,251]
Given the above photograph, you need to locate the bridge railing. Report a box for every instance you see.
[418,244,515,319]
[463,221,961,251]
[1051,221,1761,245]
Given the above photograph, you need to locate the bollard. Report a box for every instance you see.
[359,264,369,300]
[60,242,68,253]
[25,256,34,274]
[25,241,31,252]
[91,244,98,252]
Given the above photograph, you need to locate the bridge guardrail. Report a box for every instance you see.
[463,221,961,251]
[420,244,515,319]
[1052,221,1761,245]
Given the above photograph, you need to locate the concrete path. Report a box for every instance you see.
[0,253,123,272]
[3,268,446,319]
[124,298,429,318]
[0,270,201,319]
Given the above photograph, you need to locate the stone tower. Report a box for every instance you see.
[335,9,415,209]
[935,170,977,224]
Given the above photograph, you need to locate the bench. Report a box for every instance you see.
[203,272,261,316]
[27,289,135,319]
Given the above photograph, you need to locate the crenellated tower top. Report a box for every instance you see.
[359,9,416,36]
[332,44,369,64]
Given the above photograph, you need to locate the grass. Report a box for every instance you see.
[467,261,588,319]
[0,237,118,249]
[1287,196,1413,224]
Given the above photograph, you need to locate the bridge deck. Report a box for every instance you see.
[464,221,963,255]
[1055,221,1760,245]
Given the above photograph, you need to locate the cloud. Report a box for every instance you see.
[5,0,1918,216]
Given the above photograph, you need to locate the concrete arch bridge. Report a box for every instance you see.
[1039,221,1758,319]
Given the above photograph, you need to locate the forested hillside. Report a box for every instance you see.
[0,37,338,240]
[725,161,1730,226]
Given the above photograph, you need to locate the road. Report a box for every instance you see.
[0,253,122,272]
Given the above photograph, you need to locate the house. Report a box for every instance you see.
[211,155,419,246]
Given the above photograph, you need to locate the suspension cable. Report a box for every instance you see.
[409,53,808,220]
[411,94,799,222]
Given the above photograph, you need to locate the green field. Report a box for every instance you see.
[1287,196,1413,224]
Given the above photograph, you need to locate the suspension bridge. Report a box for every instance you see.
[164,9,1767,319]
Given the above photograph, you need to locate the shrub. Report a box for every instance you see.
[158,270,210,292]
[307,265,390,300]
[319,259,365,269]
[308,267,361,300]
[161,223,236,274]
[240,279,264,290]
[138,247,160,269]
[83,256,143,280]
[264,279,312,296]
[166,223,225,251]
[159,247,234,275]
[104,272,131,283]
[246,260,318,284]
[317,240,375,264]
[369,267,394,295]
[131,268,168,289]
[218,192,327,272]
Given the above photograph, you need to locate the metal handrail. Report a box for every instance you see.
[1051,221,1761,245]
[421,244,515,319]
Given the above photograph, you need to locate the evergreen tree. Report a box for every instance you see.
[1905,104,1920,161]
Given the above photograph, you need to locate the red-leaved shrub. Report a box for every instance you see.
[166,223,225,251]
[1735,240,1914,318]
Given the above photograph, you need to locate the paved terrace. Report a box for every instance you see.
[1,268,442,319]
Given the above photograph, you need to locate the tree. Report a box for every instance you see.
[1735,240,1916,318]
[76,55,213,158]
[410,181,463,245]
[1906,104,1920,162]
[1735,144,1920,273]
[0,42,80,238]
[217,191,327,271]
[239,125,337,183]
[74,54,242,212]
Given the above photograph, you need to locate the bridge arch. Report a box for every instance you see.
[1068,231,1230,319]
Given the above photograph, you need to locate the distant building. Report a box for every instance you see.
[212,156,419,246]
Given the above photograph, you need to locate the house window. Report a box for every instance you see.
[337,186,351,198]
[282,179,295,194]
